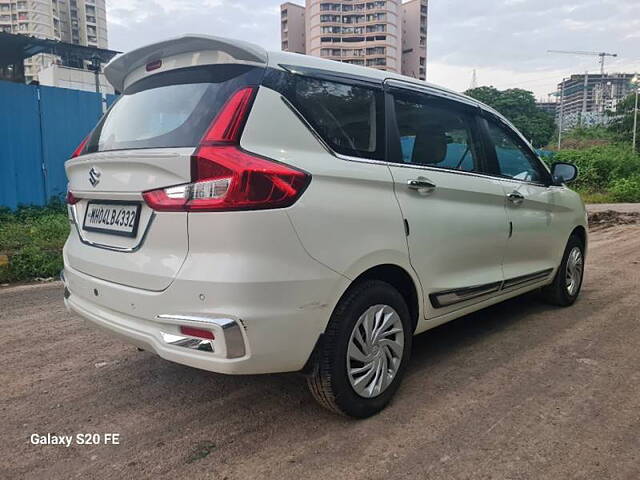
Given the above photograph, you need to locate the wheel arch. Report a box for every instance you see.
[570,225,587,255]
[346,263,421,334]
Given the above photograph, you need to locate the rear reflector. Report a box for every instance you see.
[143,87,310,212]
[66,191,80,205]
[180,326,215,340]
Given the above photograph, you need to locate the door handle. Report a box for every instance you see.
[507,191,525,205]
[407,177,436,195]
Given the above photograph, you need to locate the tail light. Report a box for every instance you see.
[143,87,310,212]
[71,135,90,158]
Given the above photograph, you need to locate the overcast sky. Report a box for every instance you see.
[106,0,640,100]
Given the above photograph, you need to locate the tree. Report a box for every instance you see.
[464,86,556,148]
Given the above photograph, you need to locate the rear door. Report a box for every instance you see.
[386,85,509,317]
[479,115,558,286]
[65,64,264,291]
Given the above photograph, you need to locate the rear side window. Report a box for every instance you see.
[391,91,480,172]
[85,65,264,153]
[263,70,384,160]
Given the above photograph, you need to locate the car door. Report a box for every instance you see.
[478,114,558,287]
[385,85,510,317]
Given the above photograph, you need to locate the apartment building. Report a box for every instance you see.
[281,2,306,54]
[280,0,428,80]
[556,73,636,129]
[400,0,427,80]
[0,0,108,83]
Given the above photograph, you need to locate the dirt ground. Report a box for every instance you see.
[2,205,640,479]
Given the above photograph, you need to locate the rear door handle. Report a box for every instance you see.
[407,177,436,195]
[507,191,525,205]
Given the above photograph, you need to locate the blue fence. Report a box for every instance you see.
[0,80,116,209]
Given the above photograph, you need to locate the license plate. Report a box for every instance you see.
[83,201,141,238]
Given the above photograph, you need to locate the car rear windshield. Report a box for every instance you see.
[85,65,264,153]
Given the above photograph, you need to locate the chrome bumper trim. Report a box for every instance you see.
[160,332,214,353]
[156,314,246,359]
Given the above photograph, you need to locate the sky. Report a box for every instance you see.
[106,0,640,101]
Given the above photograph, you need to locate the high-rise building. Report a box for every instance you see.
[556,73,636,129]
[281,2,306,54]
[0,0,108,83]
[280,0,428,81]
[400,0,427,80]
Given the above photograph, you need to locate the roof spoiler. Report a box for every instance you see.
[104,34,268,92]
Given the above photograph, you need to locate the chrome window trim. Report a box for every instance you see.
[69,204,156,253]
[335,150,550,188]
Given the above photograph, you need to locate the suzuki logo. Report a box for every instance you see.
[89,167,101,187]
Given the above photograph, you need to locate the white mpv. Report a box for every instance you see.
[62,35,587,417]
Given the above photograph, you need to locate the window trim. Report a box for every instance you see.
[478,112,553,187]
[278,64,384,90]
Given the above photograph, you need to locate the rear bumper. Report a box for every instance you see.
[62,258,346,375]
[64,287,250,374]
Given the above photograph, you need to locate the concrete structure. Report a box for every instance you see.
[0,0,108,83]
[280,0,428,80]
[556,73,636,129]
[281,2,306,54]
[38,63,113,93]
[536,101,557,118]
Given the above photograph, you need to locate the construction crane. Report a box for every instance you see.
[547,50,618,75]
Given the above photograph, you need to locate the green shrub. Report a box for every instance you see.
[609,175,640,203]
[3,246,63,282]
[0,201,69,283]
[552,144,640,194]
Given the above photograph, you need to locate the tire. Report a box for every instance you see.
[541,235,585,307]
[306,280,412,418]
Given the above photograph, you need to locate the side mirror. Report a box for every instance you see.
[551,162,578,185]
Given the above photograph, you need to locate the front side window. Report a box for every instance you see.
[485,119,548,184]
[392,93,479,172]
